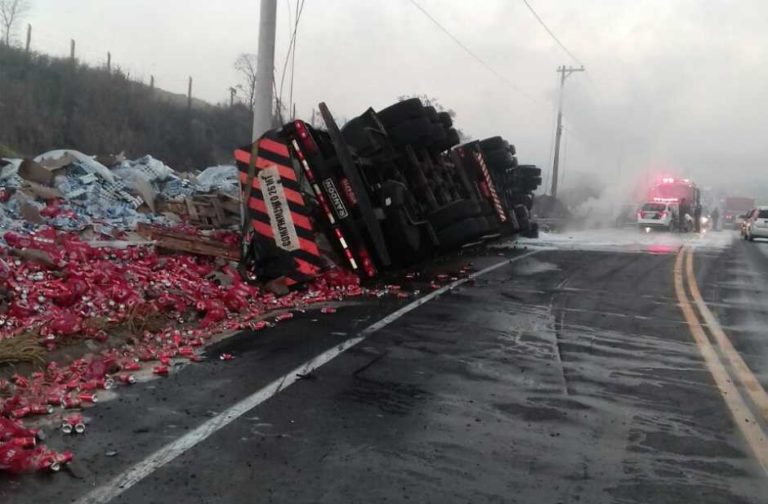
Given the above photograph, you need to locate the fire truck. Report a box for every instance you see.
[646,177,702,231]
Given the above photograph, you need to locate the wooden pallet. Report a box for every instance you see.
[136,223,241,261]
[157,194,239,228]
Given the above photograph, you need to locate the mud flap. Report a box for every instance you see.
[236,133,325,287]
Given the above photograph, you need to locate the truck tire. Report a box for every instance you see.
[424,105,438,121]
[387,117,432,146]
[517,165,542,177]
[445,128,461,149]
[523,222,539,238]
[437,111,453,128]
[429,123,448,145]
[514,204,531,233]
[428,199,482,229]
[479,136,508,151]
[510,193,534,210]
[377,98,425,128]
[483,148,513,168]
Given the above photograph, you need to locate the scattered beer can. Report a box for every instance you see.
[153,365,169,376]
[117,374,136,385]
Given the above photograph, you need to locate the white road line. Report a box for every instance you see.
[74,250,539,504]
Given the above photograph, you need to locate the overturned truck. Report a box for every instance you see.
[236,98,541,287]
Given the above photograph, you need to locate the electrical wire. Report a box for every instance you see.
[406,0,546,109]
[278,0,305,119]
[520,0,584,68]
[288,0,303,119]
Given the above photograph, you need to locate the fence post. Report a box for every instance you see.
[187,76,193,109]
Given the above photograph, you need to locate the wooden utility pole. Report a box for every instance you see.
[229,87,237,107]
[187,76,193,109]
[551,65,584,198]
[150,75,155,90]
[107,51,111,73]
[70,39,76,62]
[25,24,31,53]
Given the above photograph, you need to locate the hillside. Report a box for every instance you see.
[0,44,251,171]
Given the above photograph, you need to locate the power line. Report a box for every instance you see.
[406,0,547,109]
[278,0,305,116]
[520,0,584,68]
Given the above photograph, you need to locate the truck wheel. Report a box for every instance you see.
[479,136,508,151]
[424,105,438,121]
[377,98,425,128]
[428,199,482,229]
[516,165,542,177]
[444,128,461,150]
[523,222,539,238]
[387,117,432,146]
[514,205,531,233]
[483,148,513,168]
[429,123,448,145]
[437,111,453,128]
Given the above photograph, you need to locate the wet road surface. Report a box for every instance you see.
[3,229,768,503]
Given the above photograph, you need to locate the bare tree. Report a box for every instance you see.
[234,53,258,111]
[0,0,29,46]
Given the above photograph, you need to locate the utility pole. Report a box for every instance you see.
[25,24,31,54]
[187,76,193,109]
[229,87,237,107]
[551,65,584,198]
[150,75,155,90]
[107,51,111,73]
[252,0,277,141]
[70,39,76,62]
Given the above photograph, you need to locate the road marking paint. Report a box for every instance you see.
[685,248,768,422]
[674,247,768,475]
[73,250,540,504]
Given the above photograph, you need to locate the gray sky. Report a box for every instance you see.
[19,0,768,196]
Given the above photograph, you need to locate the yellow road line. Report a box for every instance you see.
[673,247,768,475]
[685,248,768,422]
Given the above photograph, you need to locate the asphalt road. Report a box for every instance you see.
[3,229,768,504]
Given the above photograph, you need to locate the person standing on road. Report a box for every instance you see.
[679,198,688,232]
[694,204,702,232]
[711,207,720,230]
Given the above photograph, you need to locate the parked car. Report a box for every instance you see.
[637,201,678,231]
[741,207,768,241]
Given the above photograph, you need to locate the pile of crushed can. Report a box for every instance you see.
[0,150,379,474]
[0,226,368,473]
